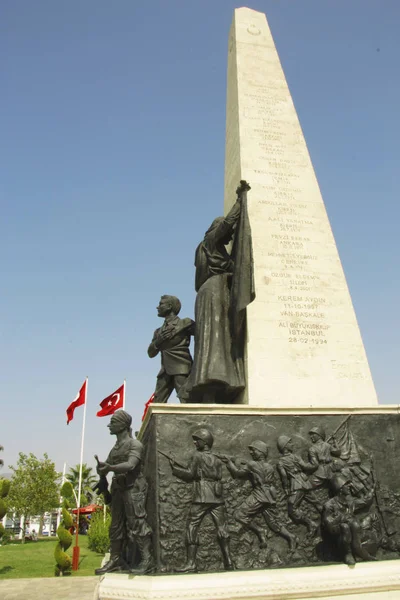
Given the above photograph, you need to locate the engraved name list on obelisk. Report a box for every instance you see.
[224,7,377,408]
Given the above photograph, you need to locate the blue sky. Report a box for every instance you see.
[1,1,399,474]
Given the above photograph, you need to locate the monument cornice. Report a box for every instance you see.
[140,402,399,436]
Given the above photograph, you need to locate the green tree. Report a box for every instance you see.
[66,463,97,506]
[8,453,60,543]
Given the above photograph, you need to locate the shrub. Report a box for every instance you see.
[0,478,10,541]
[54,542,72,571]
[0,479,10,498]
[0,498,6,520]
[62,507,73,529]
[60,481,74,498]
[57,525,72,550]
[1,530,11,545]
[88,510,111,554]
[54,502,74,576]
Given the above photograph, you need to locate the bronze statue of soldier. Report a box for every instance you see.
[94,410,154,575]
[148,295,194,403]
[165,428,234,572]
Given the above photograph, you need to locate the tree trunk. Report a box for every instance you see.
[39,514,44,536]
[20,515,26,544]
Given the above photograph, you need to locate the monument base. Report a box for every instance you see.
[96,404,400,598]
[95,559,400,600]
[139,405,400,575]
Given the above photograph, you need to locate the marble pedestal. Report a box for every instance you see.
[95,560,400,600]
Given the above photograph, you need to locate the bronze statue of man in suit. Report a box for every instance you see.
[148,295,194,403]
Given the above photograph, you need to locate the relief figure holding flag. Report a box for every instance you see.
[186,180,255,404]
[307,426,341,490]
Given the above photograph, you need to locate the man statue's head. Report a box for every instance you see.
[108,410,133,436]
[330,474,351,497]
[248,440,268,460]
[309,426,325,443]
[277,435,293,454]
[157,295,181,318]
[192,428,214,451]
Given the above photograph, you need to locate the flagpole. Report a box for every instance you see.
[72,377,88,570]
[56,462,67,533]
[123,379,126,409]
[77,377,88,508]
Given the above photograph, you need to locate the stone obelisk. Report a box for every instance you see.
[224,7,377,407]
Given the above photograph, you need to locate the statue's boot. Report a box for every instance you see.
[95,540,122,575]
[219,538,235,571]
[342,539,355,565]
[174,544,197,573]
[344,551,356,566]
[241,521,268,548]
[280,527,298,551]
[305,518,319,537]
[129,536,154,575]
[352,535,378,562]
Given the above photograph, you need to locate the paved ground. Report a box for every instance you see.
[0,576,98,600]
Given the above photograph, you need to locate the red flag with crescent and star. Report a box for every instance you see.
[66,379,87,425]
[96,383,125,417]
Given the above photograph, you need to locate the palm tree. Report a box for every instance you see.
[66,463,97,507]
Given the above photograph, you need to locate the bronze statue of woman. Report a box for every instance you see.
[186,180,255,404]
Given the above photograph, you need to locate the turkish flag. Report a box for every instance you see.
[66,380,87,425]
[96,383,124,417]
[142,393,155,421]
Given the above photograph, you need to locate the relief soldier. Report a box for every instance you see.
[166,428,234,572]
[276,435,319,535]
[221,440,297,551]
[308,426,341,490]
[94,410,153,575]
[322,474,376,565]
[148,295,194,403]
